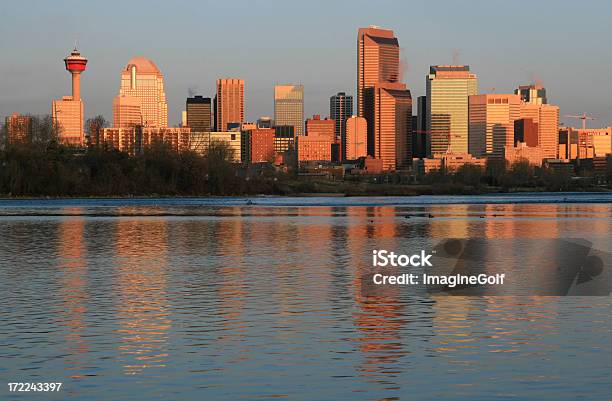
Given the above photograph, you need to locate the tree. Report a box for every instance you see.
[86,115,108,147]
[453,164,483,187]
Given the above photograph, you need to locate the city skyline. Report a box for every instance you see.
[1,0,611,128]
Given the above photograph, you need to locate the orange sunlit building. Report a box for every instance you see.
[363,82,412,170]
[468,94,521,159]
[215,78,244,131]
[117,56,168,128]
[345,115,367,160]
[249,128,276,163]
[5,112,32,145]
[357,26,400,117]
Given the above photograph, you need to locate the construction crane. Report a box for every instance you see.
[565,113,595,130]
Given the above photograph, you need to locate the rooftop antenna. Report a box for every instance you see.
[452,49,460,65]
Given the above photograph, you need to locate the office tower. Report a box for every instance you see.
[215,78,244,131]
[357,26,400,117]
[113,95,142,128]
[468,94,521,159]
[186,95,212,132]
[345,115,367,160]
[520,102,559,159]
[414,96,428,158]
[257,116,272,128]
[249,128,276,163]
[330,92,353,147]
[5,113,32,145]
[52,47,87,146]
[426,65,478,155]
[515,84,547,105]
[274,85,304,136]
[117,56,168,127]
[363,82,412,170]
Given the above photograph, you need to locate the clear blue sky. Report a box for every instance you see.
[1,0,611,128]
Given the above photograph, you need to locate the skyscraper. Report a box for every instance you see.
[274,85,304,136]
[468,94,521,159]
[345,115,367,160]
[358,26,411,170]
[215,78,244,131]
[113,95,141,128]
[117,56,168,128]
[52,47,87,146]
[363,82,412,170]
[330,92,353,139]
[520,102,559,160]
[357,26,400,117]
[186,95,212,132]
[414,95,428,158]
[426,65,478,155]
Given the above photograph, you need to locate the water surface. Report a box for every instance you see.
[1,194,611,400]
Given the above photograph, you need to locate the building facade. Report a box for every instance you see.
[117,56,168,127]
[515,84,547,105]
[113,95,141,128]
[468,94,521,159]
[357,26,400,117]
[5,113,32,145]
[519,102,559,160]
[248,128,276,163]
[186,95,212,132]
[363,83,412,171]
[330,92,353,153]
[426,65,478,155]
[215,79,244,131]
[274,85,304,136]
[190,131,242,163]
[345,115,367,160]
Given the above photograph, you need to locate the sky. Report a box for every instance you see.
[1,0,611,128]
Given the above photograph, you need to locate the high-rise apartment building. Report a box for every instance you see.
[357,26,400,117]
[113,95,142,128]
[186,95,212,132]
[330,92,353,147]
[468,94,521,159]
[363,82,412,170]
[215,79,244,131]
[5,113,32,145]
[274,85,304,136]
[117,56,168,127]
[52,47,88,146]
[345,115,367,160]
[426,65,478,155]
[515,84,547,105]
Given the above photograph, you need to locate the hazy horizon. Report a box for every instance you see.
[1,0,611,128]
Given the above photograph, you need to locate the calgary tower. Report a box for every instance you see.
[52,47,88,146]
[64,47,88,101]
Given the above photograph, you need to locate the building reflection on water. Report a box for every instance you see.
[57,209,89,379]
[347,207,408,392]
[114,210,172,375]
